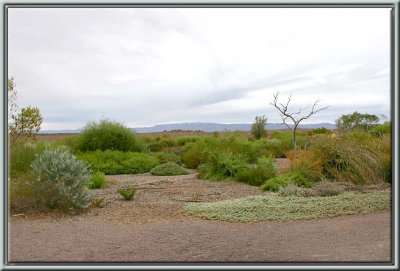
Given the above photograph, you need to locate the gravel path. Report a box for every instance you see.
[8,173,392,263]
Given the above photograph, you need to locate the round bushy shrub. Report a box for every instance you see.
[199,152,249,181]
[30,146,91,210]
[78,150,159,175]
[78,119,143,152]
[236,156,276,186]
[150,162,189,176]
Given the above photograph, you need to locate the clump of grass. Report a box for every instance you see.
[311,134,385,184]
[150,162,189,176]
[117,186,136,200]
[184,189,390,222]
[87,172,107,189]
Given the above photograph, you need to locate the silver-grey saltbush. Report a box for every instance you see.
[31,146,91,211]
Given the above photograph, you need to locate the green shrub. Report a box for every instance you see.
[30,146,91,210]
[182,136,259,168]
[152,152,181,164]
[117,186,136,200]
[9,142,46,178]
[77,119,143,152]
[260,168,315,192]
[150,162,189,176]
[199,152,249,181]
[182,141,209,169]
[251,115,267,140]
[370,121,391,137]
[78,150,159,175]
[236,156,276,186]
[260,172,296,192]
[87,172,107,189]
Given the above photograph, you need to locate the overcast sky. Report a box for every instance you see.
[8,8,391,130]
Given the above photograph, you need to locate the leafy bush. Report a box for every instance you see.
[182,136,259,169]
[199,152,249,181]
[260,168,315,192]
[87,172,107,189]
[260,172,297,192]
[182,141,209,169]
[150,162,189,176]
[78,150,159,175]
[77,119,143,152]
[117,186,136,200]
[236,156,276,186]
[30,146,91,210]
[251,115,267,139]
[152,152,181,164]
[370,121,391,137]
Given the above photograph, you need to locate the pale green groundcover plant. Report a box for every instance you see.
[31,146,92,211]
[184,190,390,222]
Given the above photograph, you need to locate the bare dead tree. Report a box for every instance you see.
[271,91,329,153]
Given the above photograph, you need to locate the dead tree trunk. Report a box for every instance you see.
[271,92,329,157]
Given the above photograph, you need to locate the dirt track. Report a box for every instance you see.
[8,173,392,263]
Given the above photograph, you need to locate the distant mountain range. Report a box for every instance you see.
[39,122,336,134]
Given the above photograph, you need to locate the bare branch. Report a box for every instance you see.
[270,91,330,152]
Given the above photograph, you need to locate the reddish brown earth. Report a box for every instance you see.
[8,173,392,263]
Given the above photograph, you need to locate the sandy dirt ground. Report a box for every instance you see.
[8,172,392,263]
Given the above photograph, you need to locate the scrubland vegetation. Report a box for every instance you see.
[8,110,391,221]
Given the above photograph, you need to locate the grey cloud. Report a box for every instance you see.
[8,8,391,129]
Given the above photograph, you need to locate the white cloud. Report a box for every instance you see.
[8,7,391,129]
